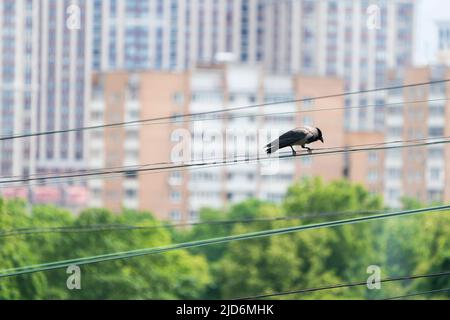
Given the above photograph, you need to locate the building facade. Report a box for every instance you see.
[89,65,345,220]
[0,0,92,208]
[344,131,385,195]
[91,0,416,130]
[437,20,450,65]
[0,0,418,210]
[384,65,450,207]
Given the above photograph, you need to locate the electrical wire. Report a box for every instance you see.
[383,287,450,300]
[1,137,449,186]
[235,270,450,300]
[0,137,448,193]
[0,209,384,238]
[92,97,450,127]
[0,205,448,278]
[0,79,448,141]
[1,134,447,184]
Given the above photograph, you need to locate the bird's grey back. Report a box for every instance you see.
[289,126,318,142]
[273,126,315,147]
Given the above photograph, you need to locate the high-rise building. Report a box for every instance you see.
[91,0,416,130]
[344,131,385,195]
[384,65,450,207]
[0,0,417,209]
[0,0,92,208]
[89,64,345,220]
[437,21,450,51]
[437,20,450,65]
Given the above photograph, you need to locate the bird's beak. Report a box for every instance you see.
[320,137,324,143]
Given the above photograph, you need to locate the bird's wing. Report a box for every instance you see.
[266,129,308,149]
[300,126,318,143]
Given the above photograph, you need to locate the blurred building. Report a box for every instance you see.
[91,0,416,131]
[344,132,385,195]
[384,65,450,207]
[0,0,91,208]
[88,71,190,216]
[437,20,450,65]
[88,64,345,220]
[0,0,419,211]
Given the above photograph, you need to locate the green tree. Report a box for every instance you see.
[212,178,385,299]
[0,199,47,299]
[0,203,211,299]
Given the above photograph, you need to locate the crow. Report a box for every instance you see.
[265,126,324,155]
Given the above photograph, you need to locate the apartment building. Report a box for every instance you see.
[0,0,417,210]
[89,64,345,220]
[384,65,450,207]
[91,0,416,131]
[88,71,190,217]
[0,0,92,208]
[437,21,450,65]
[344,132,385,195]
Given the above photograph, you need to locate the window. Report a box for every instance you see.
[125,188,137,198]
[302,97,313,109]
[367,170,378,182]
[388,188,400,201]
[126,129,139,140]
[368,151,378,163]
[170,190,181,202]
[126,150,139,161]
[428,148,443,159]
[92,188,101,198]
[91,111,103,121]
[173,92,184,105]
[387,106,403,116]
[427,190,443,202]
[301,156,312,166]
[128,110,140,120]
[429,168,441,180]
[302,116,313,126]
[172,112,184,125]
[124,171,137,179]
[387,127,403,137]
[429,105,445,117]
[170,210,181,221]
[189,210,199,222]
[266,193,284,202]
[387,168,401,179]
[430,82,446,96]
[429,127,444,137]
[169,171,182,185]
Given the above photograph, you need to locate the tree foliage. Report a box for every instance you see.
[0,177,448,299]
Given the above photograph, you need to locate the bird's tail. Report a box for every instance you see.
[265,141,279,154]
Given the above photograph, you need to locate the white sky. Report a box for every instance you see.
[414,0,450,65]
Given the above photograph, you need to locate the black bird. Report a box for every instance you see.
[265,126,324,155]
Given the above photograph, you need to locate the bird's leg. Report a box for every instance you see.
[301,145,312,154]
[289,145,297,156]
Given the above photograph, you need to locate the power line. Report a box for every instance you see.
[0,205,448,278]
[97,97,450,127]
[1,138,449,186]
[383,287,450,300]
[235,270,450,300]
[0,209,384,238]
[0,79,449,141]
[1,134,447,183]
[0,137,448,191]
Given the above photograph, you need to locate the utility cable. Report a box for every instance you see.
[0,205,448,278]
